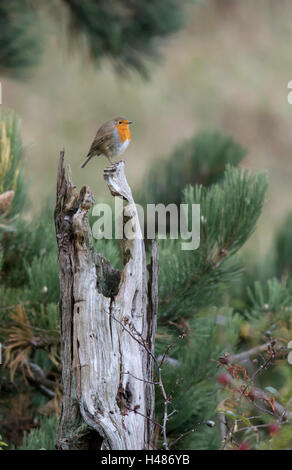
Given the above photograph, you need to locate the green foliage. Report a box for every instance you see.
[0,0,191,78]
[1,203,57,287]
[190,165,267,258]
[160,329,221,449]
[247,277,292,319]
[153,153,268,448]
[274,212,292,278]
[17,415,58,450]
[158,165,268,320]
[156,309,243,449]
[0,1,43,78]
[0,109,27,230]
[242,277,292,348]
[3,116,291,450]
[227,249,276,314]
[215,273,292,450]
[11,302,59,333]
[25,253,59,306]
[0,435,8,450]
[63,0,187,77]
[0,286,25,330]
[137,130,247,207]
[258,425,292,450]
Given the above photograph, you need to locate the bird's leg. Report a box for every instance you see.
[107,156,114,166]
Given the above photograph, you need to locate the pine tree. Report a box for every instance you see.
[274,213,292,278]
[0,0,190,78]
[0,1,43,78]
[1,111,292,449]
[0,110,26,228]
[137,130,247,207]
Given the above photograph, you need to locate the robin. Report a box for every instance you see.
[81,116,132,168]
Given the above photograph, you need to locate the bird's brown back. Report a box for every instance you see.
[87,120,115,157]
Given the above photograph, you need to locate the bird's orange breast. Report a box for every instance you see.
[116,124,131,143]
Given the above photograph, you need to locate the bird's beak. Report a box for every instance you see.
[127,121,133,125]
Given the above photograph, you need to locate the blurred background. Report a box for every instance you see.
[2,0,292,253]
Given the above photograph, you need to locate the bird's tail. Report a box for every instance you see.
[80,153,94,169]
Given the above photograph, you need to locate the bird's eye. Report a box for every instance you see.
[119,121,123,125]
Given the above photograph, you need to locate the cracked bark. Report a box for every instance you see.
[54,151,158,450]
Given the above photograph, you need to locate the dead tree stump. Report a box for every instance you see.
[54,151,158,450]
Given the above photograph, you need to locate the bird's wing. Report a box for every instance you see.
[87,123,114,157]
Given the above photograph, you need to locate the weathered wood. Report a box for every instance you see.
[54,152,158,450]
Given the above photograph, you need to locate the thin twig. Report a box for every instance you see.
[218,340,291,448]
[125,406,162,428]
[169,421,207,448]
[122,371,159,385]
[230,343,271,363]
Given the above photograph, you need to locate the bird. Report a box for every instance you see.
[81,116,132,168]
